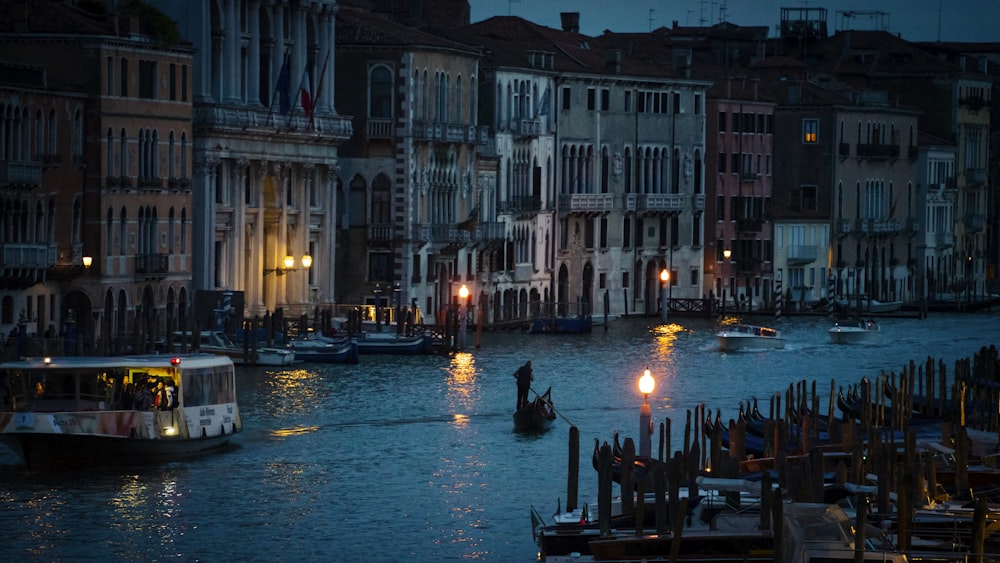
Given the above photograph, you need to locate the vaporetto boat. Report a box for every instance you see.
[0,354,242,471]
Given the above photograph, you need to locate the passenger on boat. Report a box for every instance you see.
[164,379,177,409]
[134,382,154,410]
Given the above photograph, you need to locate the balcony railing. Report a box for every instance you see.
[0,161,42,187]
[135,253,168,274]
[499,196,541,213]
[858,218,901,234]
[836,218,854,235]
[737,218,764,233]
[138,176,163,189]
[472,221,506,242]
[626,193,685,213]
[411,224,471,245]
[167,177,192,190]
[510,118,542,137]
[838,143,850,157]
[368,224,394,242]
[367,118,394,139]
[856,143,899,159]
[559,193,614,213]
[786,245,818,264]
[2,243,52,268]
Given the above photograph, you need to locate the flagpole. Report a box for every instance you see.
[309,48,331,131]
[266,48,291,128]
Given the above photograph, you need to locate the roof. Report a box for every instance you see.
[335,3,479,54]
[0,0,185,45]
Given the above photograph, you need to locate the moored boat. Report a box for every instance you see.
[171,330,295,366]
[287,334,360,364]
[513,387,556,432]
[354,331,433,355]
[827,319,880,344]
[715,324,785,351]
[0,354,242,471]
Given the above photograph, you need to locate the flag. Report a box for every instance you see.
[276,52,291,116]
[309,50,331,129]
[457,206,479,232]
[537,85,551,116]
[299,68,314,120]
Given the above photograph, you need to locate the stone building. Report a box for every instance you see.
[150,0,351,321]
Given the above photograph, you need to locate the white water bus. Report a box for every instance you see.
[0,354,241,471]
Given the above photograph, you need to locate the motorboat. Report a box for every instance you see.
[0,354,241,471]
[354,331,433,355]
[287,333,359,364]
[715,324,785,351]
[828,319,880,344]
[171,330,295,366]
[837,297,903,314]
[512,387,556,433]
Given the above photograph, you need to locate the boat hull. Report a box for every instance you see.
[355,333,433,355]
[3,431,235,471]
[827,327,878,344]
[529,317,593,334]
[716,335,785,351]
[288,340,360,364]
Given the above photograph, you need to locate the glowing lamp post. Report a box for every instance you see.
[638,368,655,457]
[722,249,732,316]
[458,284,470,350]
[660,269,669,323]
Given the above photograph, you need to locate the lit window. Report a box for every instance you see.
[802,119,819,144]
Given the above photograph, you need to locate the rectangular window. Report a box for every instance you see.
[106,56,114,96]
[169,63,177,101]
[730,153,739,174]
[672,92,680,113]
[693,94,701,115]
[600,88,610,111]
[561,87,571,110]
[624,90,632,113]
[181,65,188,102]
[138,60,156,99]
[717,152,726,173]
[802,118,819,144]
[718,111,727,132]
[802,185,818,210]
[120,58,128,97]
[587,88,596,111]
[717,196,725,221]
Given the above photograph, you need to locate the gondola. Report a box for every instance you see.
[591,433,661,488]
[513,387,556,433]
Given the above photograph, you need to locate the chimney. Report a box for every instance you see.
[560,12,580,33]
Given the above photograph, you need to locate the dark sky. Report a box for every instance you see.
[469,0,1000,43]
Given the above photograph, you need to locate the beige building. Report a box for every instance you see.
[1,0,196,353]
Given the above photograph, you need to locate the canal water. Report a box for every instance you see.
[3,312,1000,562]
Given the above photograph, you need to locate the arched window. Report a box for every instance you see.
[371,173,391,224]
[119,206,127,255]
[73,109,83,159]
[455,76,463,123]
[106,128,114,176]
[119,129,128,178]
[369,65,392,119]
[34,109,44,160]
[106,207,114,255]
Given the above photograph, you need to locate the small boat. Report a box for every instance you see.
[529,316,593,334]
[171,330,295,366]
[513,387,556,432]
[828,318,880,344]
[353,331,433,355]
[715,324,785,352]
[287,334,360,364]
[837,297,903,314]
[0,354,242,471]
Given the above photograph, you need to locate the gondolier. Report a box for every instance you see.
[514,360,533,410]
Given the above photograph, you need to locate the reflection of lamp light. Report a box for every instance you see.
[82,256,93,269]
[265,254,313,276]
[660,269,669,323]
[638,368,655,457]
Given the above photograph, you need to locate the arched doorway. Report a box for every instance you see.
[557,264,569,316]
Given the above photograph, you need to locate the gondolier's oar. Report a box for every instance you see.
[529,386,575,428]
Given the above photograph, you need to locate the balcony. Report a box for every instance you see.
[0,161,42,188]
[472,221,506,243]
[106,176,133,188]
[138,176,163,189]
[510,118,542,137]
[499,196,541,214]
[367,118,394,139]
[935,231,954,247]
[737,217,764,234]
[411,224,471,246]
[626,193,684,215]
[368,224,394,242]
[135,253,168,275]
[167,177,192,190]
[965,214,985,232]
[786,244,817,265]
[966,168,987,185]
[858,218,900,235]
[559,193,614,214]
[856,143,899,159]
[3,243,52,268]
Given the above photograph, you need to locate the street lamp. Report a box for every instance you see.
[722,249,732,316]
[458,284,470,350]
[82,256,93,269]
[660,268,669,323]
[264,254,312,276]
[638,368,655,457]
